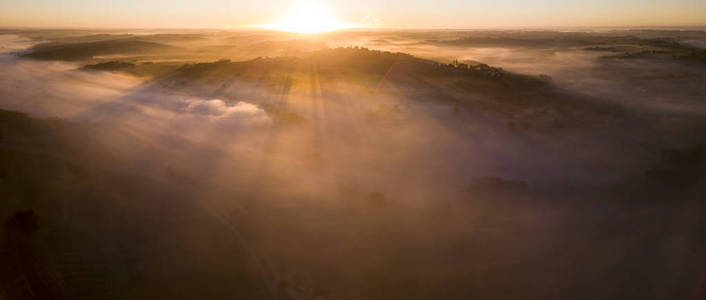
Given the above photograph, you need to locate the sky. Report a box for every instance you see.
[1,0,705,29]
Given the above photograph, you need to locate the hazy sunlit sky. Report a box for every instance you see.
[1,0,705,29]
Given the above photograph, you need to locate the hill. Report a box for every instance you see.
[22,38,174,61]
[151,47,619,129]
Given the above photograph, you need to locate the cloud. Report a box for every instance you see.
[0,34,35,54]
[0,54,142,119]
[184,98,271,124]
[0,34,271,128]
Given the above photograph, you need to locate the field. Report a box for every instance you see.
[0,29,705,299]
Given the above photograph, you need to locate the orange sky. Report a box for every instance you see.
[1,0,705,29]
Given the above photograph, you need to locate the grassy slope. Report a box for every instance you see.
[0,110,271,299]
[22,39,174,61]
[0,108,702,299]
[149,47,623,130]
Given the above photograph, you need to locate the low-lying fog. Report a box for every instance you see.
[0,30,704,300]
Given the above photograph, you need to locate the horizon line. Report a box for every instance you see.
[2,24,706,32]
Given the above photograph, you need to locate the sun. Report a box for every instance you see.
[264,3,351,34]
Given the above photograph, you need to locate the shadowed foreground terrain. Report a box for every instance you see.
[1,29,705,299]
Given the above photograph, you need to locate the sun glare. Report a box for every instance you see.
[264,3,351,34]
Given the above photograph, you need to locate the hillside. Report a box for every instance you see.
[150,47,619,129]
[22,38,174,61]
